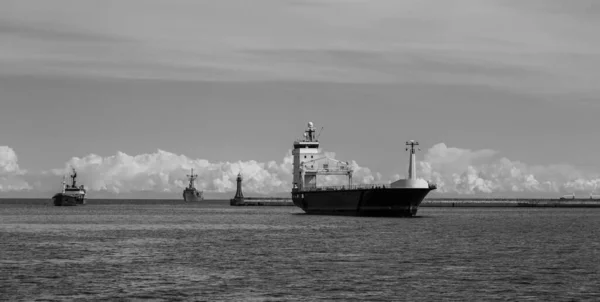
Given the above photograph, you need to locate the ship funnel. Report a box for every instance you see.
[405,140,420,180]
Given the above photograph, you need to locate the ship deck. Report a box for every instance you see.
[295,184,394,193]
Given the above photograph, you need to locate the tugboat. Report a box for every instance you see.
[183,168,204,202]
[52,168,86,206]
[291,122,437,217]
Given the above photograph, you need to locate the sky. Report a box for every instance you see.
[1,0,599,198]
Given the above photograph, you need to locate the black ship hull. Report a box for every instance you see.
[292,187,433,217]
[52,193,86,207]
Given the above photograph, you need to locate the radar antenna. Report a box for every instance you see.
[70,168,77,188]
[186,168,198,189]
[405,140,420,153]
[305,122,316,142]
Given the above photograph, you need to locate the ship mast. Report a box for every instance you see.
[187,168,198,189]
[405,140,420,180]
[70,168,77,188]
[306,122,317,142]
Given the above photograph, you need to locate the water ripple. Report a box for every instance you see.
[1,204,599,301]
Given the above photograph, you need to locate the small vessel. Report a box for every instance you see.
[52,168,86,206]
[559,193,575,200]
[291,122,436,217]
[183,168,204,202]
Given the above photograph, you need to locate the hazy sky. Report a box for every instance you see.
[1,0,599,197]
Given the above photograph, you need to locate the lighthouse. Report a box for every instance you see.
[230,173,245,205]
[235,173,244,199]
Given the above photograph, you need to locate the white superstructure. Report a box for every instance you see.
[292,122,353,190]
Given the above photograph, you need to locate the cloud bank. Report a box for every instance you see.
[1,144,599,197]
[419,144,599,195]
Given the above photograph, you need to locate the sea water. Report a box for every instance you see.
[1,201,599,301]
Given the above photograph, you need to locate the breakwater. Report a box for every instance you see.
[422,198,600,208]
[230,197,294,206]
[229,173,294,206]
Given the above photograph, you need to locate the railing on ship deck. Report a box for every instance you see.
[297,184,389,192]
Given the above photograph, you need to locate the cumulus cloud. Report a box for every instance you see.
[0,146,31,191]
[1,144,599,197]
[47,149,380,195]
[0,146,22,174]
[1,146,379,195]
[419,143,600,195]
[47,150,293,195]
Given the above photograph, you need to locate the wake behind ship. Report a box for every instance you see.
[291,122,436,217]
[183,168,204,202]
[52,168,86,206]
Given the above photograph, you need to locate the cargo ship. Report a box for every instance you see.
[52,168,86,206]
[183,168,204,202]
[291,122,436,217]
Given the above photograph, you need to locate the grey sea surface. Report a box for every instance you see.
[1,200,599,301]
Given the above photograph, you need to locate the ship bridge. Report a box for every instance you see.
[292,122,353,190]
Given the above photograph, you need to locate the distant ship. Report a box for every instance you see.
[183,168,204,202]
[52,168,86,206]
[559,193,576,200]
[559,192,600,200]
[291,122,437,217]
